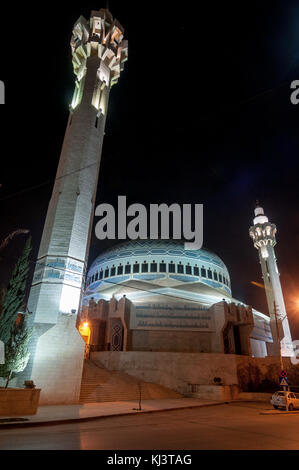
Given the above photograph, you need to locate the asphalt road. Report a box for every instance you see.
[0,402,299,450]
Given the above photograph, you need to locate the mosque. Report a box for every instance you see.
[80,238,272,358]
[19,8,294,405]
[77,204,295,401]
[79,196,295,362]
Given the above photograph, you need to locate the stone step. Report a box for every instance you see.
[79,358,182,403]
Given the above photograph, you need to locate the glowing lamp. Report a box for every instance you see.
[79,320,91,344]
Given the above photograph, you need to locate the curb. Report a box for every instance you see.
[0,401,226,429]
[260,410,299,415]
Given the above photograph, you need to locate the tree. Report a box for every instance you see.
[0,286,6,318]
[0,229,29,253]
[0,317,32,388]
[0,236,32,387]
[0,236,32,345]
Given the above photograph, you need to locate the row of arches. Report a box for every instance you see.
[87,260,230,288]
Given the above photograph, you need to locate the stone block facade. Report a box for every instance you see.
[80,296,254,355]
[92,351,299,396]
[29,314,85,405]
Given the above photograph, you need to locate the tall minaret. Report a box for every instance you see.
[249,203,293,357]
[23,9,128,404]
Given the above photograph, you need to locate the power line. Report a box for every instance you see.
[239,77,292,106]
[1,74,297,203]
[1,254,87,282]
[1,250,227,304]
[2,251,228,307]
[0,160,100,202]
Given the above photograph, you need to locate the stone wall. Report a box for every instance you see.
[91,351,239,395]
[29,314,85,405]
[92,351,299,396]
[84,298,258,355]
[130,330,212,353]
[236,356,299,392]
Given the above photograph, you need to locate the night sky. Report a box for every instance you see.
[1,1,299,337]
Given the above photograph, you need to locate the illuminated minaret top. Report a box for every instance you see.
[249,202,293,357]
[70,9,128,111]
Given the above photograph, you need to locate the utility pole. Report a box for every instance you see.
[274,299,289,415]
[274,301,284,373]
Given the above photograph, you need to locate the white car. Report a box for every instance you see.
[270,391,299,410]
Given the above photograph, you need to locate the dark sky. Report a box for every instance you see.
[1,1,299,337]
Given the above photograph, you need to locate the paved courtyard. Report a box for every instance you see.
[0,401,299,450]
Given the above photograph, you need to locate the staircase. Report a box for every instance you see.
[79,359,183,403]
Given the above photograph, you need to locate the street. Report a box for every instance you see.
[0,402,299,450]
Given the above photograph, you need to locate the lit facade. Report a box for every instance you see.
[22,9,128,404]
[80,240,273,357]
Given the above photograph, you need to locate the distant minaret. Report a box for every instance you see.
[249,202,293,357]
[23,9,128,403]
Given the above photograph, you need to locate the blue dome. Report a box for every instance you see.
[89,239,226,269]
[86,240,231,296]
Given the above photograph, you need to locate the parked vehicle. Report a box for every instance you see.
[270,391,299,410]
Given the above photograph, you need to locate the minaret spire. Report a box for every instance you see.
[249,203,293,357]
[22,9,128,404]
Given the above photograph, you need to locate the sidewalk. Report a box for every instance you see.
[0,398,226,428]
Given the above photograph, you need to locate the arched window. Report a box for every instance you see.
[117,265,123,275]
[133,262,139,273]
[159,261,166,272]
[110,266,116,276]
[125,263,131,274]
[142,262,148,273]
[169,261,175,273]
[177,263,184,274]
[150,261,157,272]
